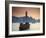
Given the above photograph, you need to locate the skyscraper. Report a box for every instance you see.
[25,11,27,17]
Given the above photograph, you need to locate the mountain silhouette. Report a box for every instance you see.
[12,16,40,23]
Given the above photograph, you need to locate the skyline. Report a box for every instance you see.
[12,7,40,19]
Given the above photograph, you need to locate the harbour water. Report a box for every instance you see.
[12,23,40,31]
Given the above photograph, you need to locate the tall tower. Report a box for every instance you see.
[25,11,28,23]
[25,11,27,17]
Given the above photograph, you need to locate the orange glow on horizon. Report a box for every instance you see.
[12,7,40,19]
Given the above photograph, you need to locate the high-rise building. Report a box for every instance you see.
[25,11,27,17]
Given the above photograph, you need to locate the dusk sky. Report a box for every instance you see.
[12,7,40,19]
